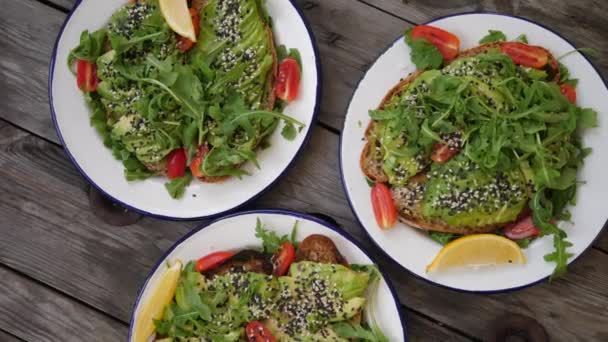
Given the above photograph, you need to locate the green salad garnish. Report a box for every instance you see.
[68,0,304,198]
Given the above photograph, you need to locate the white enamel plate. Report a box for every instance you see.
[340,13,608,292]
[50,0,320,219]
[128,210,406,341]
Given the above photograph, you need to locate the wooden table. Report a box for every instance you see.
[1,0,607,340]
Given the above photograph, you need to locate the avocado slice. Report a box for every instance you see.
[421,155,528,228]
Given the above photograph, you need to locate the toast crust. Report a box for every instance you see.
[360,42,560,234]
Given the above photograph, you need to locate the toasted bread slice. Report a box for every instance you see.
[360,42,560,234]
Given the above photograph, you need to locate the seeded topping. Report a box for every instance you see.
[441,131,463,151]
[215,0,243,44]
[108,3,153,39]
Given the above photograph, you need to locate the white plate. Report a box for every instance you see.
[340,13,608,292]
[49,0,320,219]
[128,210,406,341]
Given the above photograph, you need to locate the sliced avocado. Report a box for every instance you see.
[289,261,371,299]
[421,155,528,228]
[111,114,136,138]
[96,50,117,80]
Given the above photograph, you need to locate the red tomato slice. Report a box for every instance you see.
[195,251,235,273]
[177,8,200,53]
[504,215,541,240]
[560,84,577,104]
[411,25,460,61]
[431,143,458,164]
[166,148,187,179]
[371,182,397,229]
[275,57,300,102]
[189,144,209,178]
[272,242,295,276]
[500,42,549,69]
[246,321,276,342]
[76,60,98,92]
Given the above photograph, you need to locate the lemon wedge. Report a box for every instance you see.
[426,234,526,273]
[159,0,196,42]
[132,260,182,342]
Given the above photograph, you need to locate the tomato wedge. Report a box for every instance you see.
[76,59,99,92]
[504,215,541,240]
[411,25,460,61]
[431,143,458,164]
[500,42,548,69]
[176,8,200,52]
[275,57,300,102]
[195,251,235,273]
[166,148,187,179]
[371,182,396,229]
[189,144,209,178]
[272,242,295,276]
[560,84,577,104]
[246,321,276,342]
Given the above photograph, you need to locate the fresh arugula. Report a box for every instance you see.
[333,322,389,342]
[515,34,529,43]
[68,29,107,66]
[429,231,459,245]
[404,28,444,70]
[254,218,299,254]
[164,173,193,199]
[479,30,507,44]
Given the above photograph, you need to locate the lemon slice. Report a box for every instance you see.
[132,260,182,342]
[159,0,197,42]
[426,234,526,273]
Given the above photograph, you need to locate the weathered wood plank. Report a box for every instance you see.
[0,329,25,342]
[360,0,608,74]
[0,265,127,342]
[405,308,474,342]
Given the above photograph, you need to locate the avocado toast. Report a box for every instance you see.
[68,0,304,198]
[361,26,598,276]
[142,220,388,341]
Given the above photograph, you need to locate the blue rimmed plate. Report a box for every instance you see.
[49,0,320,219]
[340,13,608,292]
[128,210,407,341]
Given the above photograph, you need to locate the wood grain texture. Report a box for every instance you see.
[0,265,127,342]
[361,0,608,74]
[0,330,25,342]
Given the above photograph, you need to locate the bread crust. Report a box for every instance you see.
[360,42,560,234]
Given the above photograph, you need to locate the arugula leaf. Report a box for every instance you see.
[68,29,107,65]
[276,45,303,71]
[254,218,299,254]
[514,34,529,43]
[578,108,598,129]
[479,30,507,44]
[531,190,574,279]
[281,122,297,141]
[516,237,533,248]
[429,231,459,245]
[333,322,388,342]
[404,28,444,70]
[164,173,193,199]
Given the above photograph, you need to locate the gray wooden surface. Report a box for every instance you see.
[0,0,607,341]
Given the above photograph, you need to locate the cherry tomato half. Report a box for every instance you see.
[504,215,541,240]
[177,8,200,53]
[371,182,397,230]
[166,148,187,179]
[272,242,295,276]
[76,59,99,92]
[431,143,459,164]
[195,251,235,273]
[275,57,300,102]
[500,42,549,69]
[411,25,460,61]
[189,144,210,178]
[560,84,577,104]
[246,321,276,342]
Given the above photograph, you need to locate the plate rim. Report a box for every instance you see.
[126,209,408,341]
[48,0,323,220]
[339,11,608,294]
